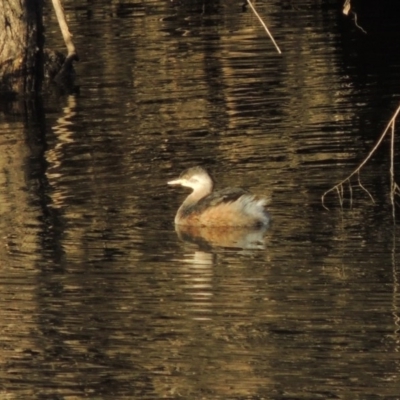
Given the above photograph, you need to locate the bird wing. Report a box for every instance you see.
[196,187,248,211]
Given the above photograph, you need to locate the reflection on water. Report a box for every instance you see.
[1,0,400,398]
[181,250,214,321]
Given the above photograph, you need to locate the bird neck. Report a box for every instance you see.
[189,181,213,203]
[177,184,212,218]
[187,185,212,206]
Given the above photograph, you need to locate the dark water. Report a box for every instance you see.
[1,0,400,398]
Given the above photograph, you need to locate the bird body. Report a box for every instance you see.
[168,166,270,227]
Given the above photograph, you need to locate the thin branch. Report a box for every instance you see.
[348,179,353,208]
[390,117,395,206]
[342,0,367,34]
[336,185,343,208]
[246,0,282,54]
[322,104,400,209]
[358,171,375,204]
[51,0,79,60]
[353,13,367,34]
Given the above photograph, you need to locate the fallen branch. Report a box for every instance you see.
[51,0,79,63]
[342,0,367,34]
[322,104,400,210]
[51,0,79,83]
[246,0,282,54]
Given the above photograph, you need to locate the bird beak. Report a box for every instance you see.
[168,178,182,186]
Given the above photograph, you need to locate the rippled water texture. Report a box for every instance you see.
[1,0,400,398]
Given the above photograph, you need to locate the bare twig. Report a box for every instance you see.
[390,116,396,216]
[322,104,400,209]
[358,171,375,204]
[353,13,367,34]
[348,179,353,208]
[51,0,79,61]
[246,0,282,54]
[342,0,367,34]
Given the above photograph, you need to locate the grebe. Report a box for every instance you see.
[168,166,270,227]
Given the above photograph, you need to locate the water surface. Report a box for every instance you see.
[1,0,400,398]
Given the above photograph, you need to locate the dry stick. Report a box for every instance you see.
[358,171,374,203]
[348,179,353,208]
[51,0,78,60]
[336,186,343,208]
[390,118,396,215]
[246,0,282,54]
[391,120,395,191]
[353,13,367,34]
[342,0,367,34]
[322,104,400,210]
